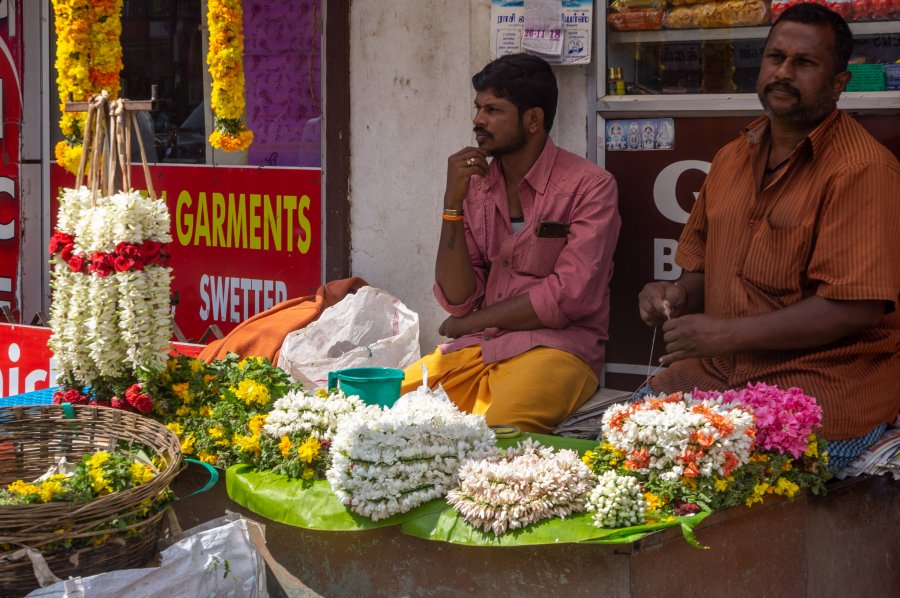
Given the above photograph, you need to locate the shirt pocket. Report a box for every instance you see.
[741,220,812,298]
[515,234,568,278]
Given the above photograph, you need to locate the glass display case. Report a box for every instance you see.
[598,3,900,113]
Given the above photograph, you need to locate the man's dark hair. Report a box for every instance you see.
[769,3,854,74]
[472,53,558,131]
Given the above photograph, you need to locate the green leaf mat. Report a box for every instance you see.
[226,432,710,546]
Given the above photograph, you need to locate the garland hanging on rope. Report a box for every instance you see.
[52,0,124,175]
[207,0,254,152]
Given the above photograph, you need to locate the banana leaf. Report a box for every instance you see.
[399,499,710,547]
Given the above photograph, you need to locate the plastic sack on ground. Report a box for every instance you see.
[27,514,266,598]
[278,285,420,388]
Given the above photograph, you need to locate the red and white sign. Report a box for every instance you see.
[0,8,22,318]
[0,323,203,398]
[50,164,323,341]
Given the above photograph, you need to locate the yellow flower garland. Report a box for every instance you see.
[52,0,123,175]
[207,0,254,152]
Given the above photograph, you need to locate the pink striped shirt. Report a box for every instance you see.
[435,138,621,376]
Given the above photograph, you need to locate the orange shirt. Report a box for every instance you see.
[652,110,900,440]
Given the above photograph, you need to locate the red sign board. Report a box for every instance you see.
[0,10,23,319]
[0,323,203,398]
[50,164,323,341]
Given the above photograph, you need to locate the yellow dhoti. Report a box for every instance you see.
[401,346,598,433]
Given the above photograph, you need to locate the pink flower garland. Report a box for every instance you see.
[693,382,822,459]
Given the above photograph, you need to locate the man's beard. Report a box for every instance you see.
[759,82,834,129]
[475,123,528,157]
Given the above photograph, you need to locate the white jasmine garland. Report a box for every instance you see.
[326,394,496,521]
[586,470,648,529]
[48,188,173,386]
[263,388,365,440]
[602,394,755,481]
[447,437,597,535]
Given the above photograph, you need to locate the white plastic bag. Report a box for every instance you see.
[278,286,420,387]
[27,515,267,598]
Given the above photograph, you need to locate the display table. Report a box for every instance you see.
[171,463,898,597]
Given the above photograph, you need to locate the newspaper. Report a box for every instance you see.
[833,418,900,480]
[553,388,632,439]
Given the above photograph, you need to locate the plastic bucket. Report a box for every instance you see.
[327,367,405,408]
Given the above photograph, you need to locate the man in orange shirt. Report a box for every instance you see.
[638,4,900,469]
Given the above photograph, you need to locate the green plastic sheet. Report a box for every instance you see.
[226,432,711,546]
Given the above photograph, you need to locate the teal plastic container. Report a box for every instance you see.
[327,367,405,408]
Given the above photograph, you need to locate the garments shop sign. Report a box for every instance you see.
[50,165,323,341]
[0,324,203,398]
[0,8,22,316]
[601,114,900,389]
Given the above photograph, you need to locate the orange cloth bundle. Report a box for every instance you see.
[198,277,369,363]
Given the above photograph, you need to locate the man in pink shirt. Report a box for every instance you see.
[401,54,621,433]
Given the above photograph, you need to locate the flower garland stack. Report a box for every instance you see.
[327,394,496,521]
[49,187,173,395]
[207,0,254,151]
[52,0,124,174]
[584,385,831,526]
[257,387,366,479]
[447,437,596,535]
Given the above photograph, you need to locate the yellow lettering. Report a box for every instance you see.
[297,194,312,254]
[176,191,193,246]
[283,195,297,252]
[249,194,262,250]
[212,193,227,247]
[227,193,247,248]
[194,192,211,246]
[263,194,281,251]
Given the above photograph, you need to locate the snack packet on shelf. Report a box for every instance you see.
[851,0,900,21]
[608,9,666,30]
[665,0,768,28]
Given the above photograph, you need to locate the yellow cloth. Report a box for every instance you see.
[401,346,598,434]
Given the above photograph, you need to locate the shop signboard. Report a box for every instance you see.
[0,6,21,317]
[50,164,323,342]
[602,114,900,391]
[0,323,203,398]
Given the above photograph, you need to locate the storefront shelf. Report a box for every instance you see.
[609,20,900,44]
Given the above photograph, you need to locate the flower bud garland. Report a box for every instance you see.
[207,0,254,151]
[326,394,496,521]
[52,0,124,175]
[49,188,172,392]
[447,437,597,535]
[602,392,756,481]
[586,470,649,529]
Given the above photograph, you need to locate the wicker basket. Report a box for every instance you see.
[0,404,182,595]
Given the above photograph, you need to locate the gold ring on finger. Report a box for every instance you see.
[465,157,477,167]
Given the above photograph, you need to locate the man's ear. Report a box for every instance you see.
[524,107,544,133]
[832,70,851,100]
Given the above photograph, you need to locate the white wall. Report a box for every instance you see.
[349,0,590,353]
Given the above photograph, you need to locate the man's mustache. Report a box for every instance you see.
[764,82,800,97]
[473,127,492,138]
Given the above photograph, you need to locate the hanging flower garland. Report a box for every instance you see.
[52,0,124,175]
[207,0,254,152]
[48,188,173,391]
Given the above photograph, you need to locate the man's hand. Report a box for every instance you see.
[439,314,477,339]
[444,147,489,208]
[659,314,732,365]
[638,281,689,327]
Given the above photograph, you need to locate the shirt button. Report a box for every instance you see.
[502,260,509,267]
[736,271,743,278]
[497,292,503,299]
[748,220,755,227]
[737,366,746,373]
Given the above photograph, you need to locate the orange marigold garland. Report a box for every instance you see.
[207,0,254,152]
[52,0,124,175]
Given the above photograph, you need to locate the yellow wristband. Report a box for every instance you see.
[442,213,464,222]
